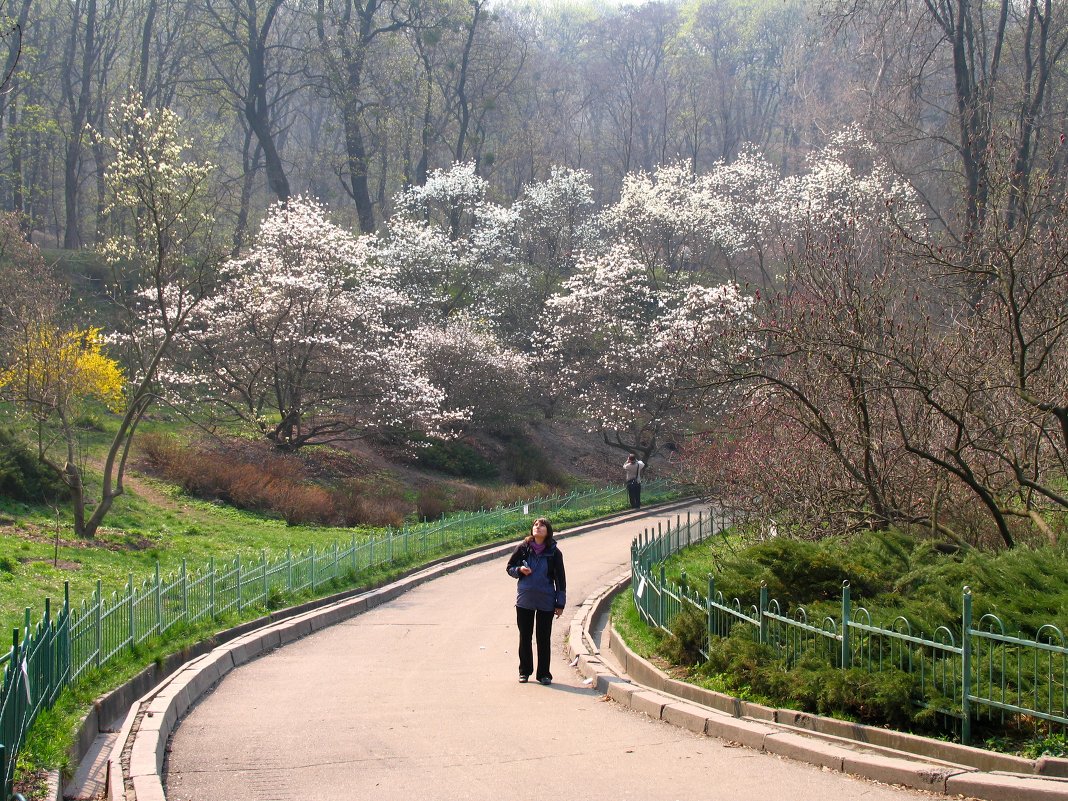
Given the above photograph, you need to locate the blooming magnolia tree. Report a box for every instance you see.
[599,128,917,289]
[777,126,918,239]
[408,315,533,428]
[539,243,754,460]
[472,167,602,348]
[34,93,222,538]
[599,155,772,280]
[182,196,461,449]
[381,162,518,325]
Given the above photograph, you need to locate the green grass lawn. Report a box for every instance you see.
[0,478,386,636]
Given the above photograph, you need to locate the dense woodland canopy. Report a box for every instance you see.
[2,0,1064,244]
[0,0,1067,549]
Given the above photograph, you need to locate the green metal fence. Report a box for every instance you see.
[631,510,1068,745]
[0,479,673,799]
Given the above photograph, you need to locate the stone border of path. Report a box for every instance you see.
[58,498,697,801]
[565,570,1068,801]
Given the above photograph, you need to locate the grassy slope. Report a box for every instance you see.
[0,482,375,635]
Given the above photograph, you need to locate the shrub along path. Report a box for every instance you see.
[164,505,931,801]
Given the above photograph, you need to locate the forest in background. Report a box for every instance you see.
[0,0,1063,246]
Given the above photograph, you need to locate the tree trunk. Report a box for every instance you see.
[244,0,290,203]
[62,0,98,249]
[342,101,376,232]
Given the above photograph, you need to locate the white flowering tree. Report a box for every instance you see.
[408,315,533,428]
[599,130,916,289]
[599,150,780,283]
[514,166,597,302]
[778,126,918,240]
[539,243,754,459]
[380,162,518,324]
[47,92,222,538]
[481,167,601,347]
[181,196,461,449]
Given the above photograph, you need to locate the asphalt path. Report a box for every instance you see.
[165,505,933,801]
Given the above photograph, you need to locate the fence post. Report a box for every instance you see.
[759,582,768,644]
[287,547,293,590]
[12,627,21,728]
[209,557,216,619]
[658,564,666,626]
[309,546,315,590]
[680,569,688,596]
[707,574,715,640]
[962,586,973,745]
[181,559,188,623]
[351,534,357,575]
[841,581,852,668]
[63,582,71,683]
[94,579,102,669]
[154,562,162,635]
[262,550,268,606]
[127,573,134,649]
[236,554,243,612]
[44,597,52,697]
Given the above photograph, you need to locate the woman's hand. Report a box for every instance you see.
[519,566,532,576]
[554,607,563,618]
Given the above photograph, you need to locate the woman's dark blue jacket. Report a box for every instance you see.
[506,540,566,612]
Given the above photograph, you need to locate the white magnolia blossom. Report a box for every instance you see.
[408,315,532,425]
[383,162,518,324]
[394,161,490,218]
[182,196,459,446]
[778,126,919,234]
[96,91,217,384]
[538,243,754,448]
[599,129,917,277]
[161,134,914,450]
[514,166,597,250]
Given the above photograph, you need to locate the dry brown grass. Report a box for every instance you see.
[137,434,571,528]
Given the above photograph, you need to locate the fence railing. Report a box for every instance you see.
[0,478,674,799]
[631,509,1068,746]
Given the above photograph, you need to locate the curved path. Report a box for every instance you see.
[165,506,931,801]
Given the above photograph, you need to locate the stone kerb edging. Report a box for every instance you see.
[101,497,697,801]
[567,574,1068,801]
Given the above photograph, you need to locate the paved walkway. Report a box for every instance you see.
[164,506,932,801]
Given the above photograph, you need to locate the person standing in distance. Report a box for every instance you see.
[624,453,645,509]
[506,518,566,685]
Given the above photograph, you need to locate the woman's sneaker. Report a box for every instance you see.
[518,674,529,683]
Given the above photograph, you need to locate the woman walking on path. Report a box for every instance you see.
[506,518,566,684]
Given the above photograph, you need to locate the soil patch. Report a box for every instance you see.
[0,522,156,553]
[18,556,82,570]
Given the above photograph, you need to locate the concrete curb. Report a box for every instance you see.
[565,573,1068,801]
[81,498,695,801]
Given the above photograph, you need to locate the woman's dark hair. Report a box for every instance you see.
[524,517,555,546]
